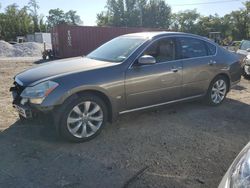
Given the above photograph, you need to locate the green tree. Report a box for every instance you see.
[197,14,230,37]
[225,10,249,40]
[47,8,83,29]
[0,4,33,41]
[1,4,20,40]
[39,15,47,32]
[18,6,33,35]
[0,13,5,39]
[65,10,83,25]
[47,8,66,29]
[97,0,127,27]
[96,0,171,28]
[28,0,40,32]
[143,0,171,28]
[171,9,200,33]
[96,12,110,26]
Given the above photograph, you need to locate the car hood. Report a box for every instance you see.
[15,57,116,86]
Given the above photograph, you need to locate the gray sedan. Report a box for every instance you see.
[10,32,242,142]
[219,142,250,188]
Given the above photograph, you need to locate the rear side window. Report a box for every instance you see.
[206,42,216,55]
[178,37,208,59]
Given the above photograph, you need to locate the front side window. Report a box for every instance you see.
[178,37,208,59]
[87,36,147,63]
[142,38,176,63]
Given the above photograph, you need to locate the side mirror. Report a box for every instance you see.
[138,55,156,65]
[247,48,250,52]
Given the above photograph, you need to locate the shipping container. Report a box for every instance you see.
[51,24,167,58]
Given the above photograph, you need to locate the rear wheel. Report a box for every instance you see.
[55,94,108,142]
[205,76,228,106]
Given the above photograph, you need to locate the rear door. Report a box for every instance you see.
[176,37,217,98]
[125,37,183,110]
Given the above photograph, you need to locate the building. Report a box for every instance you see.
[27,33,52,44]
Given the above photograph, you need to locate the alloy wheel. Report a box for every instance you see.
[211,79,227,104]
[66,101,103,138]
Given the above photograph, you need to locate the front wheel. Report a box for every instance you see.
[205,76,228,106]
[55,94,108,142]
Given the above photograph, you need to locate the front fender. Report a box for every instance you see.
[42,84,114,107]
[32,62,125,120]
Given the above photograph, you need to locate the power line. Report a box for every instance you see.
[172,0,241,6]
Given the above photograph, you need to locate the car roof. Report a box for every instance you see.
[122,31,197,37]
[122,31,213,42]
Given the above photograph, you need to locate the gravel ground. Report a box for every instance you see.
[0,58,250,188]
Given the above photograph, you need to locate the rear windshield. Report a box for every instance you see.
[87,36,147,63]
[240,40,250,50]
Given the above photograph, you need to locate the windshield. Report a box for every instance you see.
[86,36,147,62]
[240,40,250,50]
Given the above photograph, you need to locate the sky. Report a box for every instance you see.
[0,0,247,26]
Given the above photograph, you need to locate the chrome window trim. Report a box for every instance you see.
[119,94,203,114]
[128,34,218,69]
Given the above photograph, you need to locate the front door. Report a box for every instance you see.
[125,37,183,110]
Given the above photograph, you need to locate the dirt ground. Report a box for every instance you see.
[0,58,250,188]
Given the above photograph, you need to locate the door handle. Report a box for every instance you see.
[208,60,217,65]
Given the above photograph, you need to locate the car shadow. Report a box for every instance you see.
[0,98,250,188]
[1,98,250,145]
[33,58,59,64]
[232,85,247,91]
[0,119,59,143]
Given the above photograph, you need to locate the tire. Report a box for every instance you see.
[205,75,228,106]
[243,65,250,80]
[54,94,108,142]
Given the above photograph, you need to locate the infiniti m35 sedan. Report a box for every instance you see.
[10,32,242,142]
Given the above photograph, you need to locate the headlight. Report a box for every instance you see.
[21,81,59,104]
[230,149,250,187]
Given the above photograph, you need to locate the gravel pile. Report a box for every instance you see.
[0,41,14,57]
[0,40,51,57]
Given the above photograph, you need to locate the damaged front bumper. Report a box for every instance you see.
[13,104,32,118]
[10,81,53,119]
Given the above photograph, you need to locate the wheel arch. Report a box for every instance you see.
[75,90,113,122]
[211,73,231,92]
[55,88,114,123]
